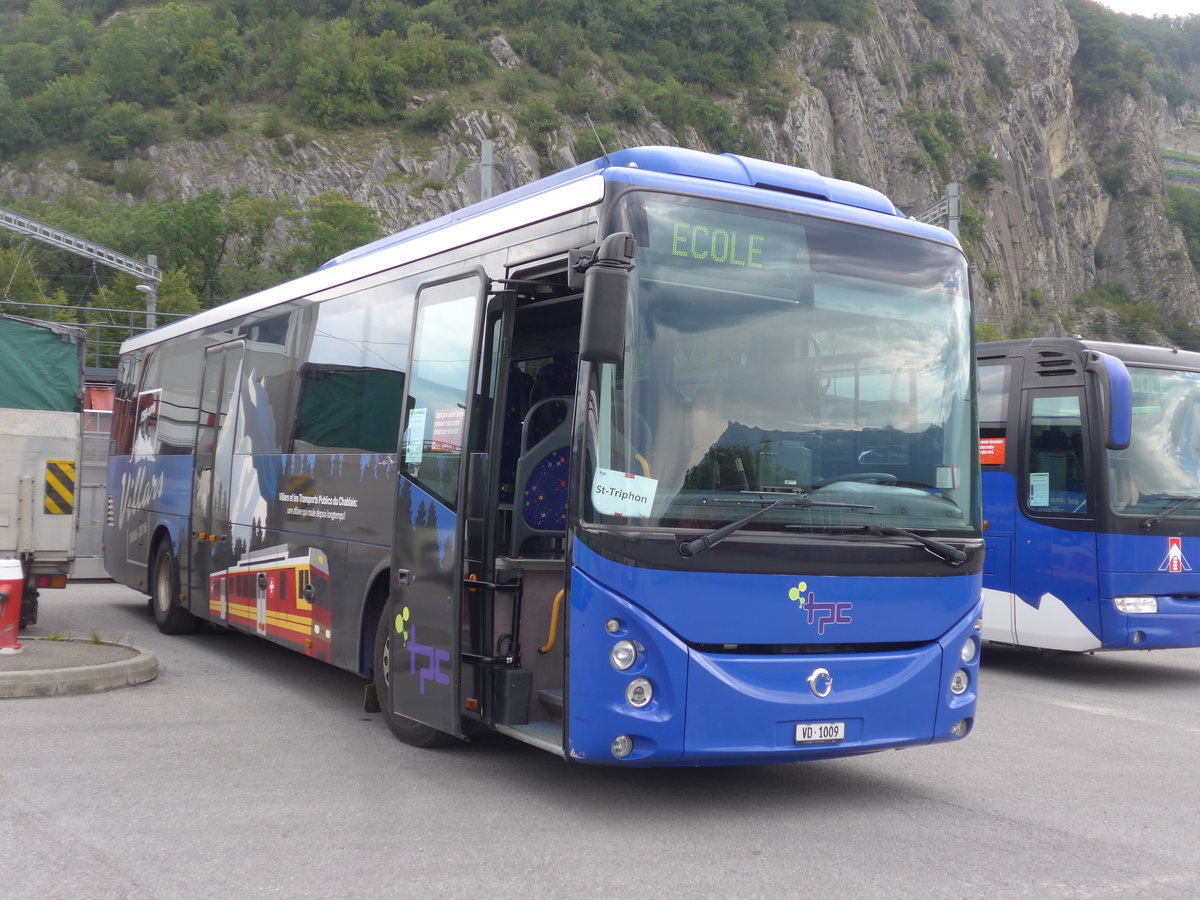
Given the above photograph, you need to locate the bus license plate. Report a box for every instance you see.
[795,722,845,744]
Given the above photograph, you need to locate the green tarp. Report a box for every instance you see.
[0,314,85,412]
[294,366,405,453]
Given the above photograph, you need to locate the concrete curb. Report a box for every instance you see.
[0,641,159,699]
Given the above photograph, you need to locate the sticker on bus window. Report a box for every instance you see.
[404,408,427,463]
[936,466,958,489]
[431,408,464,452]
[979,437,1006,466]
[1029,472,1050,507]
[592,467,658,518]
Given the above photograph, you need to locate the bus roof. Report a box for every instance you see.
[979,338,1200,371]
[123,146,957,354]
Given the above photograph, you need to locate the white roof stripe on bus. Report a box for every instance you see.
[121,173,606,353]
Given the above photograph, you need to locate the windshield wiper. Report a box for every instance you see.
[678,494,874,559]
[1140,495,1200,529]
[862,524,967,567]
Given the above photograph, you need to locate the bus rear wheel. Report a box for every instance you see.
[373,605,457,748]
[151,542,198,635]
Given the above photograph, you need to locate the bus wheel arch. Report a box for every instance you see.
[150,532,198,635]
[144,527,173,616]
[360,570,388,675]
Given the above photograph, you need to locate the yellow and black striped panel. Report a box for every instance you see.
[44,460,76,515]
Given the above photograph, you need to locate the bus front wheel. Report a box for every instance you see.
[373,605,457,748]
[151,543,198,635]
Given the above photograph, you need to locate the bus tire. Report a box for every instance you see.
[373,605,457,748]
[151,542,198,635]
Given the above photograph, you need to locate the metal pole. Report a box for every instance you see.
[946,183,961,239]
[481,140,494,201]
[135,253,158,329]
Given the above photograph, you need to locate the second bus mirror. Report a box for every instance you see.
[579,232,636,365]
[1085,350,1132,451]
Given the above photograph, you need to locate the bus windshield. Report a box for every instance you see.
[1109,366,1200,519]
[585,192,975,535]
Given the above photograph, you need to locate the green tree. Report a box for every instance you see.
[86,270,200,367]
[0,245,52,308]
[0,78,40,157]
[790,0,876,32]
[1166,186,1200,272]
[285,192,381,275]
[12,0,95,70]
[915,0,955,28]
[27,74,107,143]
[88,17,166,106]
[0,43,56,97]
[141,191,231,303]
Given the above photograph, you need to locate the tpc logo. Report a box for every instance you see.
[1159,537,1192,574]
[788,580,852,635]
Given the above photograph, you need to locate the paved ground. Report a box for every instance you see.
[4,580,1200,899]
[0,585,157,697]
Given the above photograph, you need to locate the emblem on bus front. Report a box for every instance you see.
[1159,537,1192,574]
[807,667,833,698]
[788,580,853,635]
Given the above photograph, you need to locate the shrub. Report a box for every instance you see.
[84,102,162,160]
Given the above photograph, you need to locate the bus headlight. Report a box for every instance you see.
[950,669,970,695]
[626,677,653,708]
[960,636,978,664]
[610,639,637,671]
[1114,596,1157,614]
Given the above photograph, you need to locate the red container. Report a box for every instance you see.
[0,558,24,654]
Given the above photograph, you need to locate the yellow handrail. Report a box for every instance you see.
[635,453,651,477]
[539,589,565,654]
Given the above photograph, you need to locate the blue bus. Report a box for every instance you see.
[104,146,981,765]
[978,338,1200,651]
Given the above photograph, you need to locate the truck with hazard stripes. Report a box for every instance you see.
[0,314,85,626]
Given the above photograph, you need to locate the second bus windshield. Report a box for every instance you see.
[587,192,976,534]
[1110,365,1200,519]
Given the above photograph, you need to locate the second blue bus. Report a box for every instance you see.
[979,338,1200,651]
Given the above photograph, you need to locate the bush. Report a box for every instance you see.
[608,85,643,124]
[27,74,107,143]
[916,0,956,28]
[404,95,454,133]
[983,53,1012,94]
[575,125,617,162]
[84,102,162,160]
[968,146,1005,190]
[518,99,561,142]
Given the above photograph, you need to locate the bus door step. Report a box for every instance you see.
[537,688,563,720]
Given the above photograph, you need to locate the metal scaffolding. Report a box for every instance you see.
[0,204,161,327]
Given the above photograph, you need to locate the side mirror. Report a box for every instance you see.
[579,232,635,364]
[1085,350,1132,450]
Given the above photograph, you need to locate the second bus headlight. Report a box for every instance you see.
[1114,596,1158,614]
[961,636,978,663]
[610,639,637,670]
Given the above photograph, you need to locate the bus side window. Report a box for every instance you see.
[1027,394,1088,515]
[977,362,1011,468]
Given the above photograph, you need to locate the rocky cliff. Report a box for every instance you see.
[3,0,1197,340]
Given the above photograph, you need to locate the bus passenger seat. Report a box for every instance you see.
[512,396,573,557]
[526,356,578,443]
